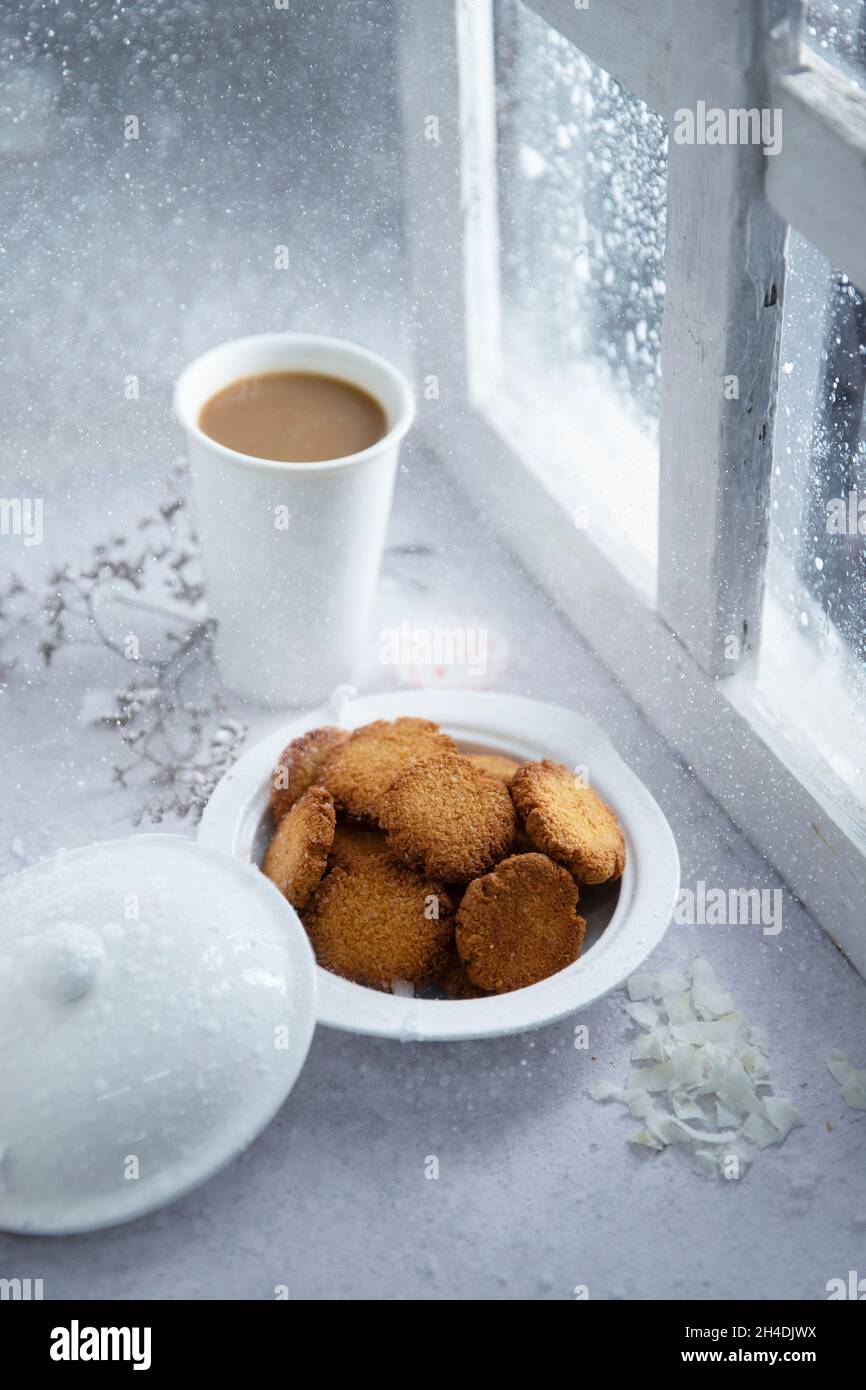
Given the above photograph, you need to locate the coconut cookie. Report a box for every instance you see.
[466,753,521,786]
[379,751,517,882]
[456,852,586,994]
[511,759,626,884]
[436,946,489,1000]
[304,854,454,991]
[270,725,349,824]
[328,821,391,873]
[262,786,336,910]
[319,718,457,822]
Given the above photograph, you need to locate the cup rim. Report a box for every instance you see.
[173,331,416,473]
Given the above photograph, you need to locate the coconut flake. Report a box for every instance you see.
[621,1088,654,1119]
[623,1001,659,1029]
[741,1044,771,1084]
[827,1049,866,1110]
[645,1110,691,1146]
[842,1077,866,1110]
[670,1118,739,1146]
[628,1127,665,1150]
[589,1079,624,1103]
[631,1031,666,1062]
[716,1100,741,1129]
[671,1016,748,1048]
[693,987,737,1021]
[627,969,688,1001]
[626,973,654,1002]
[663,991,696,1024]
[669,1046,704,1088]
[741,1112,782,1150]
[653,970,690,996]
[715,1057,766,1118]
[763,1095,804,1139]
[592,958,805,1175]
[672,1091,706,1122]
[690,957,736,1017]
[627,1063,675,1094]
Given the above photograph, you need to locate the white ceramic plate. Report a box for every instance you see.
[199,690,679,1041]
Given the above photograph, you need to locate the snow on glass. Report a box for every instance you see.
[764,0,866,810]
[767,0,866,806]
[0,1,406,491]
[759,223,866,808]
[493,0,666,590]
[806,0,866,84]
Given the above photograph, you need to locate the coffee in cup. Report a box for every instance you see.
[198,371,387,463]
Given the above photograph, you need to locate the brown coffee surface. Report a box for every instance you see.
[198,371,387,462]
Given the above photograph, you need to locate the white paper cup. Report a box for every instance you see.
[174,332,414,706]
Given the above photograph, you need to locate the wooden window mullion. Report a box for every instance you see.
[657,0,803,675]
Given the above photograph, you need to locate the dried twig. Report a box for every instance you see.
[1,467,246,823]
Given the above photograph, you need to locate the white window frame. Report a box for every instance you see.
[399,0,866,974]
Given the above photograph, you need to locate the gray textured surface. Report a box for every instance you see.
[1,448,864,1301]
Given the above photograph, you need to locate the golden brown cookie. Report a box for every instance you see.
[270,725,349,823]
[379,751,517,881]
[466,752,521,786]
[435,946,489,1000]
[456,852,586,993]
[512,823,537,855]
[304,854,454,990]
[511,759,626,884]
[262,786,336,910]
[319,718,457,822]
[328,821,390,872]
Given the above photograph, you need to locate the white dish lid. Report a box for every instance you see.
[0,834,317,1235]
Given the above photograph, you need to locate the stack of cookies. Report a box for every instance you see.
[262,717,625,997]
